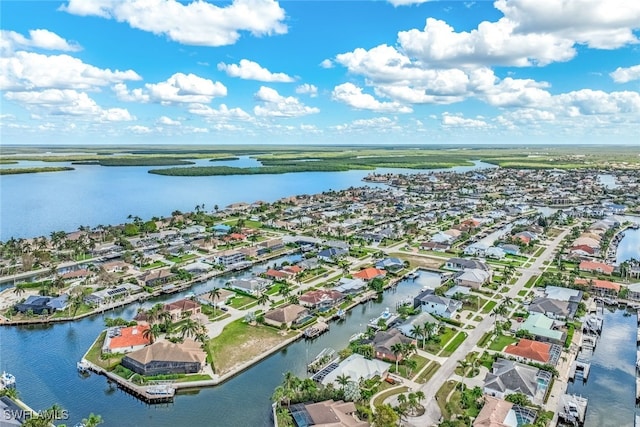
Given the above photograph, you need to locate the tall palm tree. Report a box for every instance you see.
[12,283,25,297]
[180,319,200,339]
[336,373,351,391]
[410,324,424,348]
[209,287,221,315]
[391,343,404,373]
[278,283,291,299]
[457,360,470,390]
[143,323,162,344]
[257,291,270,307]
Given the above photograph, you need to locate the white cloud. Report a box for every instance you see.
[217,59,294,82]
[480,77,552,107]
[319,59,333,69]
[1,29,81,53]
[332,82,412,113]
[387,0,431,6]
[61,0,287,47]
[610,64,640,83]
[441,113,490,128]
[115,73,227,104]
[128,125,152,134]
[554,89,640,116]
[253,86,319,117]
[157,116,181,126]
[0,51,141,91]
[188,103,252,121]
[333,117,402,133]
[4,88,134,121]
[296,84,318,97]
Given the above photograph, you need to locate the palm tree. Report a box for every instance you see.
[410,324,424,348]
[82,413,104,427]
[180,319,201,339]
[278,283,291,299]
[423,321,437,345]
[143,323,162,344]
[209,287,221,315]
[404,358,418,378]
[336,373,351,391]
[391,343,404,373]
[397,393,407,406]
[457,360,470,390]
[12,283,25,297]
[288,294,300,305]
[257,291,271,307]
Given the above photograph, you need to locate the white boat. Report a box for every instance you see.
[0,371,16,389]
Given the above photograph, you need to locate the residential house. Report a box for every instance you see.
[485,247,506,260]
[102,324,151,354]
[528,297,574,320]
[214,250,246,266]
[85,283,142,305]
[445,258,491,272]
[333,278,367,294]
[414,291,462,319]
[318,354,390,387]
[500,244,521,256]
[228,277,271,295]
[455,268,492,289]
[15,294,68,315]
[420,241,450,252]
[578,260,614,275]
[473,396,518,427]
[370,329,415,362]
[483,358,551,405]
[518,312,565,345]
[163,298,202,322]
[299,289,344,311]
[503,338,561,365]
[353,268,386,281]
[121,339,207,375]
[257,238,284,255]
[464,242,490,257]
[263,304,310,329]
[375,257,405,272]
[543,286,583,304]
[141,269,175,287]
[396,312,439,338]
[318,247,348,263]
[628,283,640,302]
[289,400,368,427]
[574,278,621,297]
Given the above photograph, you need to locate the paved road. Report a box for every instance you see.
[405,227,572,426]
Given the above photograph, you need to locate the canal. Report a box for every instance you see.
[566,308,637,427]
[617,227,640,265]
[0,261,439,426]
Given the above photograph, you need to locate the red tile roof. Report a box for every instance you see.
[109,325,151,350]
[504,338,551,363]
[575,278,621,291]
[579,260,614,274]
[265,269,288,278]
[353,268,386,280]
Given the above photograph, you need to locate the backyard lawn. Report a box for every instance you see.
[488,334,518,351]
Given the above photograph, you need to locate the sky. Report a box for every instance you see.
[1,0,639,145]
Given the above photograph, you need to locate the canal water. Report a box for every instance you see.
[566,308,637,427]
[616,227,640,265]
[0,263,440,426]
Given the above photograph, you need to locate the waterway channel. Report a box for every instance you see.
[566,308,637,427]
[0,260,440,426]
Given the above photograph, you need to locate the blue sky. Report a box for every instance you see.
[1,0,639,145]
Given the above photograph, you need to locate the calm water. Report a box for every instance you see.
[0,271,436,426]
[566,309,637,427]
[617,228,640,265]
[0,159,495,240]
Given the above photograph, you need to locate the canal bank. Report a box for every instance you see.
[566,308,637,427]
[0,271,433,426]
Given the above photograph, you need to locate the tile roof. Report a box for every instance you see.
[353,268,386,280]
[504,338,551,363]
[108,325,151,350]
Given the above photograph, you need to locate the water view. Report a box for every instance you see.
[617,227,640,265]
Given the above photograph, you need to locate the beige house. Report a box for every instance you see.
[263,304,309,329]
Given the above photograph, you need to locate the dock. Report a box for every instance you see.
[368,308,399,330]
[77,358,175,404]
[304,321,329,339]
[569,352,591,382]
[307,348,338,373]
[557,394,588,426]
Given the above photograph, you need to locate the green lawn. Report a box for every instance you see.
[524,275,539,288]
[227,294,256,309]
[435,380,458,420]
[85,331,123,370]
[388,355,429,379]
[441,332,467,357]
[415,361,440,384]
[372,385,409,407]
[517,290,528,297]
[477,332,492,348]
[488,334,518,351]
[141,260,167,270]
[482,300,497,314]
[423,327,457,354]
[166,253,197,263]
[534,247,545,257]
[223,219,262,228]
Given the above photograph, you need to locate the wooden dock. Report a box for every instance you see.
[78,359,175,404]
[557,394,588,426]
[304,321,329,339]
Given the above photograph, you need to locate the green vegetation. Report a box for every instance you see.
[482,300,497,314]
[524,275,539,288]
[85,331,123,370]
[477,332,492,348]
[372,385,410,407]
[488,334,519,351]
[0,166,74,175]
[441,332,467,357]
[73,158,195,166]
[148,163,366,176]
[415,361,440,384]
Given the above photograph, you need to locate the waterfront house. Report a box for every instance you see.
[214,250,246,267]
[353,267,386,281]
[375,257,405,272]
[473,396,517,427]
[228,277,271,295]
[319,354,390,386]
[445,258,491,272]
[454,268,492,289]
[396,312,439,338]
[102,324,151,354]
[15,294,68,315]
[256,238,284,255]
[265,269,289,281]
[574,278,621,297]
[627,283,640,301]
[318,247,348,263]
[527,297,574,320]
[121,339,207,376]
[85,283,142,305]
[141,269,175,287]
[579,260,614,275]
[503,338,561,365]
[370,329,415,362]
[212,224,232,235]
[163,299,201,322]
[288,400,368,427]
[518,313,565,345]
[263,304,310,329]
[333,278,367,294]
[485,246,506,260]
[0,396,26,426]
[414,292,462,319]
[299,289,344,311]
[483,358,550,405]
[543,286,583,304]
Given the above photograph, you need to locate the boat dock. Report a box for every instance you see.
[304,321,329,339]
[569,351,591,382]
[77,358,175,404]
[307,348,338,373]
[557,394,588,426]
[368,307,399,330]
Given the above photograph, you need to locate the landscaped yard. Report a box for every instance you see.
[524,275,539,288]
[388,354,429,379]
[227,294,256,309]
[488,334,518,351]
[423,327,457,354]
[85,331,123,370]
[372,385,409,407]
[482,300,497,314]
[166,253,197,263]
[441,332,467,357]
[141,260,167,270]
[205,319,297,374]
[415,361,440,384]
